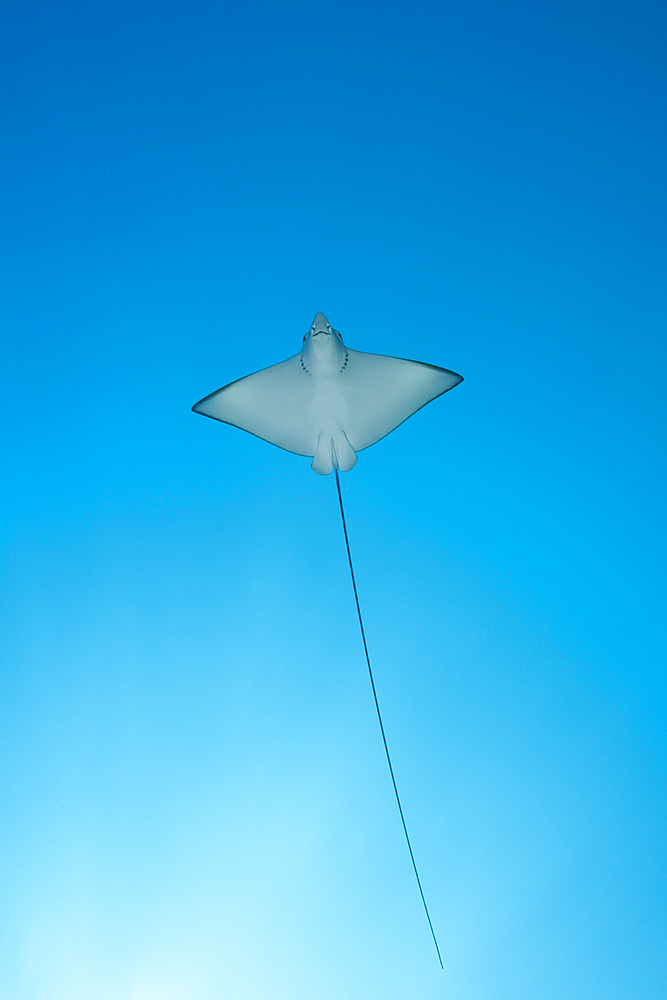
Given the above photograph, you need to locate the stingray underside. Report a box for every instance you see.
[192,348,463,474]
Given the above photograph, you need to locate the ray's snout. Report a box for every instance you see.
[311,311,332,335]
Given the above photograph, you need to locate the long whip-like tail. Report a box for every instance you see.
[334,465,443,968]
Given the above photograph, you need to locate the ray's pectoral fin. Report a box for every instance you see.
[312,428,358,476]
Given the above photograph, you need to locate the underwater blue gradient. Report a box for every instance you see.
[1,1,665,997]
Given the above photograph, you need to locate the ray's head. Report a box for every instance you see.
[303,312,344,346]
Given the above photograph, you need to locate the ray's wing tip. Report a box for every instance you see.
[443,368,463,387]
[192,398,214,416]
